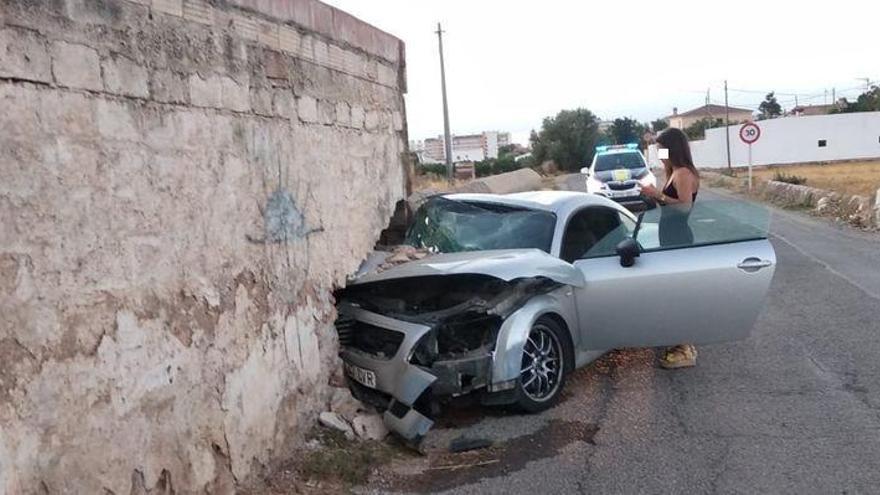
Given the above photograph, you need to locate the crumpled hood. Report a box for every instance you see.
[352,248,586,288]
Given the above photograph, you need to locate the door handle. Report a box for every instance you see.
[737,257,772,272]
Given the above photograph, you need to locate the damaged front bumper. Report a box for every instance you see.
[337,302,497,444]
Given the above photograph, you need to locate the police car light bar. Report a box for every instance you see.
[595,143,639,152]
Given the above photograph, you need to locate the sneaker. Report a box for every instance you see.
[659,344,697,369]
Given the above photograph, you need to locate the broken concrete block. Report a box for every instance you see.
[318,411,354,439]
[351,413,388,441]
[52,41,101,91]
[329,386,360,422]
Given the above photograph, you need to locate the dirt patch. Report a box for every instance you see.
[242,428,413,495]
[379,419,598,493]
[748,160,880,198]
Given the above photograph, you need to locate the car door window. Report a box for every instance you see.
[560,207,635,262]
[635,200,770,252]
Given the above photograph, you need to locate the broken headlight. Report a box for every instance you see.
[409,314,502,367]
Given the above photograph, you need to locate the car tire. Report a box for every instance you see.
[514,316,570,413]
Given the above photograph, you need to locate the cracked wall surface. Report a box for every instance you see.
[0,0,408,492]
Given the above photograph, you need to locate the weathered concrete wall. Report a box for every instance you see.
[0,0,407,492]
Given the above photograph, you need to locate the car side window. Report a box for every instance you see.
[561,207,635,262]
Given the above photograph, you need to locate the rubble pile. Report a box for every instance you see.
[319,387,389,441]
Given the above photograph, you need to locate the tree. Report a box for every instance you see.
[758,92,782,120]
[684,117,725,140]
[497,144,517,157]
[834,85,880,113]
[531,108,601,172]
[607,117,647,146]
[651,118,669,132]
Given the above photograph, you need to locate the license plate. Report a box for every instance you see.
[345,362,377,388]
[609,189,636,198]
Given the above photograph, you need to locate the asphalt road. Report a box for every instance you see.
[366,174,880,494]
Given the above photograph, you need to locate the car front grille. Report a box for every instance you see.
[335,315,405,360]
[607,180,638,191]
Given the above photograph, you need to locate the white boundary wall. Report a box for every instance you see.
[688,111,880,168]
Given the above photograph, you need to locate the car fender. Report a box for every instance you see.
[490,288,579,385]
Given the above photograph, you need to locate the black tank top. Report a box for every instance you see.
[663,180,698,202]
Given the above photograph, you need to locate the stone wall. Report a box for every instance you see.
[0,0,407,492]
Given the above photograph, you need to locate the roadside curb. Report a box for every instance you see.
[702,171,878,229]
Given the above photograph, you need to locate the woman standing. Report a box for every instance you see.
[641,127,700,369]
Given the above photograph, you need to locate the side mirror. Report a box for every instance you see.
[580,167,590,176]
[615,238,640,267]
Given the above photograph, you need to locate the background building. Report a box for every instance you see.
[687,111,880,167]
[418,131,512,163]
[664,104,754,129]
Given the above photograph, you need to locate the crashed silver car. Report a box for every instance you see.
[335,191,776,443]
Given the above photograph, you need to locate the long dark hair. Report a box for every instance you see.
[656,127,699,180]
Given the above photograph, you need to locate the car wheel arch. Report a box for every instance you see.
[491,292,578,386]
[535,312,575,374]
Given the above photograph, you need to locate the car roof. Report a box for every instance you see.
[443,190,625,216]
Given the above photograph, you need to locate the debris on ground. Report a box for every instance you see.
[329,386,361,423]
[379,245,430,271]
[322,386,388,441]
[246,427,411,495]
[319,412,355,439]
[352,413,389,441]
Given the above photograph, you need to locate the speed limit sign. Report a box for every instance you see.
[739,121,761,190]
[739,122,761,144]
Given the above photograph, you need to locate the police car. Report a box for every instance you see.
[580,144,657,209]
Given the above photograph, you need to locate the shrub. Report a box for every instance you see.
[418,163,447,176]
[773,171,808,185]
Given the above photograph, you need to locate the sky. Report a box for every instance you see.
[328,0,878,145]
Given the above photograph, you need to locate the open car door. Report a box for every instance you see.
[572,200,776,349]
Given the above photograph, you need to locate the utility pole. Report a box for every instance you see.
[858,77,871,91]
[436,23,453,184]
[705,88,711,123]
[724,80,731,170]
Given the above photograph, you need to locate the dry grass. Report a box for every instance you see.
[748,160,880,198]
[411,173,459,192]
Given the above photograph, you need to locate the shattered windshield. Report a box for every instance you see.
[406,197,557,254]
